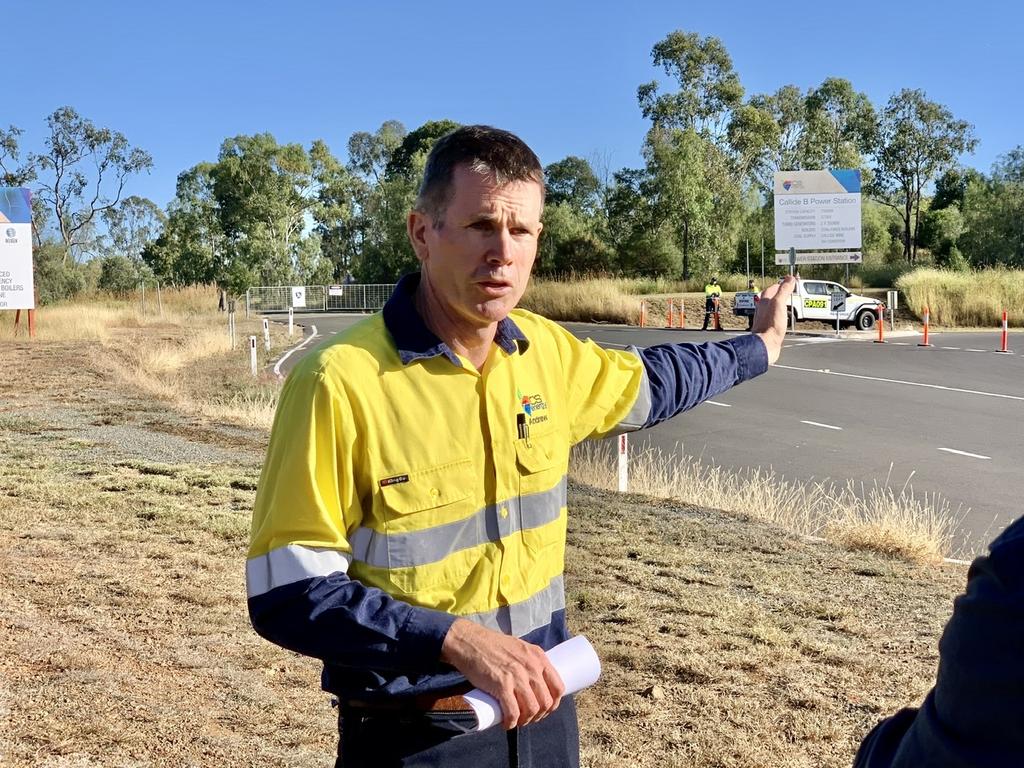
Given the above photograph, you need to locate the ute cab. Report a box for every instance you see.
[788,279,883,330]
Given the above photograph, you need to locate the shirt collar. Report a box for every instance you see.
[382,273,530,367]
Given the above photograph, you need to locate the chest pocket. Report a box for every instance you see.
[515,431,568,556]
[377,458,476,594]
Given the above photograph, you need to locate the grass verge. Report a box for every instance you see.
[570,443,960,565]
[0,294,971,766]
[896,267,1024,327]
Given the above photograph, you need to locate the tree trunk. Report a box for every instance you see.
[904,192,914,263]
[682,220,690,281]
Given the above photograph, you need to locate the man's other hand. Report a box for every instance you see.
[440,618,565,730]
[752,275,796,365]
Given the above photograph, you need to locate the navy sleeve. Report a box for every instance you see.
[854,516,1024,768]
[248,572,457,674]
[638,334,769,428]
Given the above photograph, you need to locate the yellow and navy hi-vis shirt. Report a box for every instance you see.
[247,274,767,700]
[705,283,722,298]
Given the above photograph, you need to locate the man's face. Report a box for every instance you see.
[408,165,543,330]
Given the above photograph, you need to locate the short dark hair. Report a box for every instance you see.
[415,125,545,226]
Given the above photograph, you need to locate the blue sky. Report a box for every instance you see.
[7,1,1020,208]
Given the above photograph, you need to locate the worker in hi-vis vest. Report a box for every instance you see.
[702,276,723,331]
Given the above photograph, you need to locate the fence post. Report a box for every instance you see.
[245,290,251,318]
[617,434,628,493]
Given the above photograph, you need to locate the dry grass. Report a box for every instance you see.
[0,305,970,767]
[2,286,287,429]
[521,277,759,330]
[896,267,1024,327]
[570,443,960,565]
[522,277,641,324]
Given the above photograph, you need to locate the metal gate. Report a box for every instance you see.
[246,284,396,313]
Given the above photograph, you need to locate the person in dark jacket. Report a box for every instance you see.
[854,515,1024,767]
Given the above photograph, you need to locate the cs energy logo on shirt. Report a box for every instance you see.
[516,388,549,425]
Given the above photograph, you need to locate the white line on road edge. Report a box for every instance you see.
[585,337,632,349]
[273,324,320,378]
[940,346,961,350]
[966,348,987,353]
[775,364,1024,402]
[801,420,843,430]
[706,401,731,407]
[937,447,991,460]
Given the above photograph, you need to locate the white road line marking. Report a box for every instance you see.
[775,364,1024,402]
[706,401,731,407]
[586,337,632,348]
[273,324,320,378]
[940,346,961,350]
[801,420,843,431]
[967,348,987,353]
[938,447,991,460]
[892,342,909,345]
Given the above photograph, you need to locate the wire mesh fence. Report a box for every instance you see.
[246,284,396,314]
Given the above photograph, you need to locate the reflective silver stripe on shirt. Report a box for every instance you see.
[245,544,352,599]
[609,347,651,434]
[349,478,567,570]
[463,574,566,637]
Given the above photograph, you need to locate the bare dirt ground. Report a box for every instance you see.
[0,327,964,767]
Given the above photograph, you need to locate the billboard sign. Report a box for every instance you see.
[0,188,34,310]
[774,170,862,256]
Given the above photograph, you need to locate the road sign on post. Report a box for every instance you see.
[774,170,862,266]
[0,188,35,313]
[831,290,846,336]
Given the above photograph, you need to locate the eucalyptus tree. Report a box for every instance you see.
[30,107,152,263]
[101,195,165,265]
[871,89,976,262]
[801,78,877,171]
[635,30,754,278]
[959,148,1024,268]
[0,125,35,187]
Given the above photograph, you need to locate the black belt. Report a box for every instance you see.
[343,686,475,714]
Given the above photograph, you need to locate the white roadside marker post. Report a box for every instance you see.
[249,336,258,377]
[617,433,628,493]
[288,307,294,337]
[263,318,271,351]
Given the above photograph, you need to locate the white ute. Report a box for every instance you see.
[733,279,884,330]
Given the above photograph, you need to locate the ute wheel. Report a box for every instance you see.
[856,310,876,331]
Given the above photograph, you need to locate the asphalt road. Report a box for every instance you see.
[274,312,1024,547]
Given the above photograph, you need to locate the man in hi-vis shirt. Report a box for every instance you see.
[247,125,795,767]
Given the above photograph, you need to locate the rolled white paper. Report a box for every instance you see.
[463,635,602,731]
